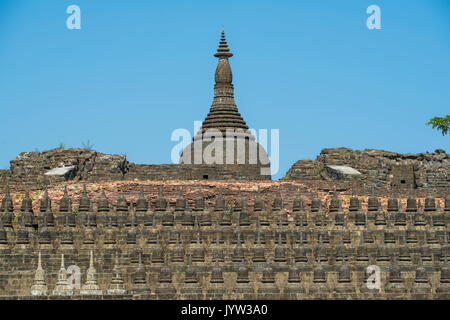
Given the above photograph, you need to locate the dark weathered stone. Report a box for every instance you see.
[0,186,447,299]
[284,147,449,193]
[178,30,271,180]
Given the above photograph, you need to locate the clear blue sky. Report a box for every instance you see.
[0,0,449,179]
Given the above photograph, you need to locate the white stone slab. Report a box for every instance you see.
[325,165,362,176]
[44,165,76,176]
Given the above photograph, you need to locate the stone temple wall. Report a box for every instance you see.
[8,149,128,186]
[127,164,267,181]
[1,148,270,188]
[0,184,449,299]
[3,147,448,189]
[284,147,449,193]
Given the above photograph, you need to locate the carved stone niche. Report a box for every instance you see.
[391,164,415,190]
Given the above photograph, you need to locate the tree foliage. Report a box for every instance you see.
[427,115,450,136]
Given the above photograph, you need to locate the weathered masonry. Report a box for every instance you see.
[0,30,271,186]
[284,148,449,193]
[179,29,271,179]
[0,183,449,299]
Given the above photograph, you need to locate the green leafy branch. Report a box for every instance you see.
[427,115,450,136]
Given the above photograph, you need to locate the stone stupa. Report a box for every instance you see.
[180,29,270,180]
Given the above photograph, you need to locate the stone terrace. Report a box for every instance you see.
[0,180,449,299]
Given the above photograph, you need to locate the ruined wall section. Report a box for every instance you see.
[284,147,449,192]
[1,148,270,188]
[7,149,128,186]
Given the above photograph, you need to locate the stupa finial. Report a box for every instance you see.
[214,28,233,59]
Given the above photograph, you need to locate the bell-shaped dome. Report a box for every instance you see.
[179,29,271,178]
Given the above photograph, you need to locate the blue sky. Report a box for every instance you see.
[0,0,449,179]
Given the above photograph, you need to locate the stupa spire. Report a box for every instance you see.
[214,28,233,59]
[30,252,48,296]
[179,28,270,176]
[196,28,250,137]
[52,254,73,296]
[80,250,102,295]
